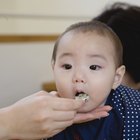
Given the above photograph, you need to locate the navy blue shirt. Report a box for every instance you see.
[46,85,140,140]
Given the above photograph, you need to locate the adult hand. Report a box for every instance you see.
[0,91,84,140]
[51,92,112,125]
[74,105,112,124]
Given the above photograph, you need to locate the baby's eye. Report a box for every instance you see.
[89,65,101,70]
[62,64,72,70]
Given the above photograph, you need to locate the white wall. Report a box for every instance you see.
[0,0,140,107]
[0,0,139,34]
[0,42,54,107]
[0,0,111,34]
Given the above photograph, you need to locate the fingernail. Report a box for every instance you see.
[108,106,112,110]
[105,113,109,117]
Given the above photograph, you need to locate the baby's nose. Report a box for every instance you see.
[75,79,85,83]
[72,70,86,84]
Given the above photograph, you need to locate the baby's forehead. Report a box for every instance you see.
[60,30,115,48]
[60,31,115,52]
[58,30,120,65]
[62,29,112,40]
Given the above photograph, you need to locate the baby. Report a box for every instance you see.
[43,20,140,139]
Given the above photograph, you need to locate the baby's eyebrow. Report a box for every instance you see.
[58,53,73,59]
[87,54,107,61]
[58,53,107,62]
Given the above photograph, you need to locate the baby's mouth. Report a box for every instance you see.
[75,92,89,102]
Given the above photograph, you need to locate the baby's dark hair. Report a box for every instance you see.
[93,2,140,82]
[52,20,123,67]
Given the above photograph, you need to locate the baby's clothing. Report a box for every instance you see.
[46,85,140,140]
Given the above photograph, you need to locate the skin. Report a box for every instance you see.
[52,31,125,113]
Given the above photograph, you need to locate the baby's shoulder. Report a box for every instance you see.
[115,85,140,108]
[114,85,140,139]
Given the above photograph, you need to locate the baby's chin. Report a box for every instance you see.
[78,101,106,113]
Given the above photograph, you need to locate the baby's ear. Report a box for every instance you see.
[113,65,125,89]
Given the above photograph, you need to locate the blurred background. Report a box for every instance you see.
[0,0,140,107]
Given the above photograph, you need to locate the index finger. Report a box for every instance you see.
[52,97,84,111]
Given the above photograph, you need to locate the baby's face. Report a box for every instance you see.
[52,31,120,113]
